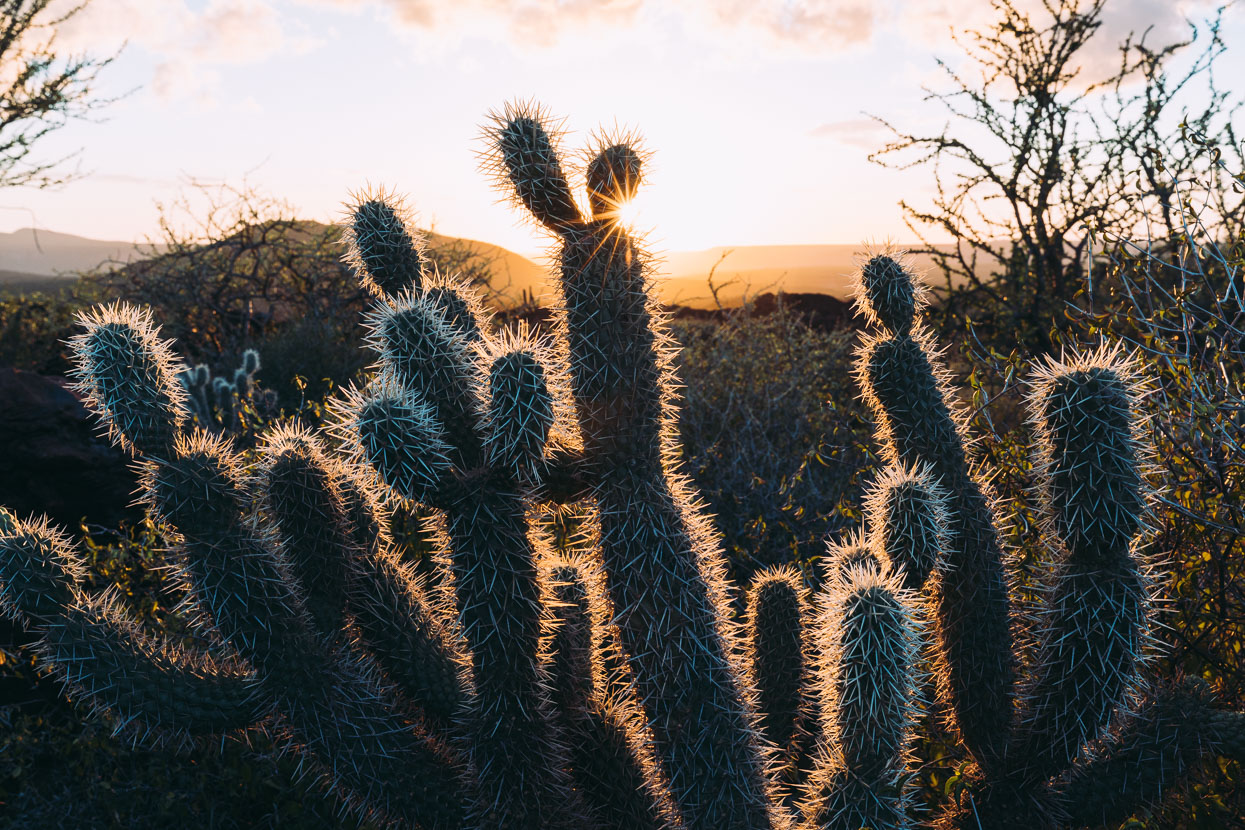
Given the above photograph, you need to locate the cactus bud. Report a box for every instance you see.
[334,377,452,504]
[586,140,643,221]
[484,349,555,478]
[853,252,924,337]
[823,531,882,582]
[241,348,261,377]
[865,462,949,591]
[1031,348,1146,565]
[0,515,81,624]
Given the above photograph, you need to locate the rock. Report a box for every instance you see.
[0,368,139,531]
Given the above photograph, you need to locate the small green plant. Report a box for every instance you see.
[1,105,1242,830]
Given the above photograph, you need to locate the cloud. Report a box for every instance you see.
[810,118,892,149]
[49,0,322,103]
[902,0,1230,82]
[300,0,879,51]
[705,0,876,50]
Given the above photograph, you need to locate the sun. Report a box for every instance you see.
[614,196,642,230]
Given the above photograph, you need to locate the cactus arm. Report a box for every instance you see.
[745,564,816,797]
[342,188,430,300]
[864,462,949,592]
[0,512,265,738]
[486,102,780,830]
[563,700,673,830]
[801,557,922,830]
[546,559,675,830]
[44,591,266,736]
[256,426,352,638]
[335,471,468,731]
[1009,351,1152,788]
[1061,683,1245,827]
[853,254,1017,772]
[256,426,469,733]
[153,435,464,828]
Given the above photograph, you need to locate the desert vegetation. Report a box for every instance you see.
[2,1,1245,828]
[0,96,1242,830]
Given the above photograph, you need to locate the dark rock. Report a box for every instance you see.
[0,368,139,531]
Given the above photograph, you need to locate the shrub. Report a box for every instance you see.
[673,306,870,584]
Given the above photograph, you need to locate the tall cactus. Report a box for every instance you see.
[484,102,781,830]
[853,252,1017,774]
[1,105,1242,830]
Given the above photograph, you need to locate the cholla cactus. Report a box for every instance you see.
[803,559,922,830]
[1,105,1243,830]
[178,347,272,432]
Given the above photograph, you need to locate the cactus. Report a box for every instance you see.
[484,101,783,830]
[803,557,922,830]
[178,348,272,432]
[745,564,816,791]
[1,105,1243,830]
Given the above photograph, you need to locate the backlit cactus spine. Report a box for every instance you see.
[486,102,781,830]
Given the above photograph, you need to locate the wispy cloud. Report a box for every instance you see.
[36,0,1239,111]
[299,0,879,51]
[903,0,1232,80]
[810,118,891,149]
[51,0,322,105]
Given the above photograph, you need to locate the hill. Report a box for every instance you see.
[0,268,76,296]
[0,226,964,309]
[0,228,160,276]
[423,230,549,300]
[657,244,963,308]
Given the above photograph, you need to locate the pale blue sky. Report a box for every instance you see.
[3,0,1241,255]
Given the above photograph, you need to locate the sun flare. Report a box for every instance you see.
[613,196,642,231]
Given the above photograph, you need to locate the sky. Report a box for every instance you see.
[1,0,1242,256]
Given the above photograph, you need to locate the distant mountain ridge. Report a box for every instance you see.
[0,226,951,308]
[0,228,160,278]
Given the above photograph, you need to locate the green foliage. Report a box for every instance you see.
[0,286,106,374]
